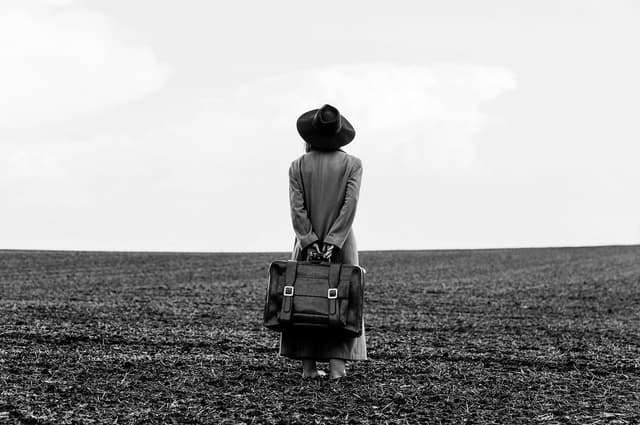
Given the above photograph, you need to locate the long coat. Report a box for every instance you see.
[279,149,367,361]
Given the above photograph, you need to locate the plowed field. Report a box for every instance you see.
[1,246,639,424]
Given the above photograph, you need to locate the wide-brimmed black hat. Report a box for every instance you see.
[296,104,355,149]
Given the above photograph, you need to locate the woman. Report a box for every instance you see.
[279,104,367,379]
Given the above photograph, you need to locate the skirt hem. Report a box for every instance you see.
[279,352,368,362]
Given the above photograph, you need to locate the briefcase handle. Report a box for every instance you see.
[305,248,331,263]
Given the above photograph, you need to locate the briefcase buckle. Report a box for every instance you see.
[283,286,294,297]
[327,288,338,299]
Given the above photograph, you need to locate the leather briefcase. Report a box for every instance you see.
[263,260,365,337]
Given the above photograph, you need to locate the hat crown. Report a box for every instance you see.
[312,104,342,135]
[296,103,355,149]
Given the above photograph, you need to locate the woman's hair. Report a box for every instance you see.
[304,142,342,154]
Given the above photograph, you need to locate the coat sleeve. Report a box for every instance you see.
[289,160,319,250]
[323,159,362,249]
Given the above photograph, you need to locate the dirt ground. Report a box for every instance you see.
[1,246,639,424]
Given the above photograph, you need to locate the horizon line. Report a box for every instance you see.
[1,243,638,256]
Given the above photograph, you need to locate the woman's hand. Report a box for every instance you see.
[322,243,335,260]
[305,242,322,260]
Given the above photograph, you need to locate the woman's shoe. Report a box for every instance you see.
[329,370,346,380]
[329,359,347,379]
[302,370,327,379]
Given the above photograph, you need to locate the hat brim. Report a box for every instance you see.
[296,109,356,149]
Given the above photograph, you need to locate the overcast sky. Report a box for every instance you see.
[1,0,638,252]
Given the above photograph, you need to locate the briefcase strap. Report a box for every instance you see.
[327,263,342,327]
[279,260,298,325]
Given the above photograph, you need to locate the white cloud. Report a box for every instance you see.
[201,63,517,175]
[0,0,73,9]
[1,63,516,182]
[0,2,171,128]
